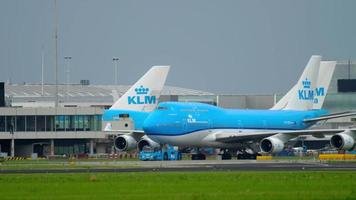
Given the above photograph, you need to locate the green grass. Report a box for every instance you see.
[1,157,139,164]
[0,164,138,170]
[0,171,355,200]
[0,160,139,170]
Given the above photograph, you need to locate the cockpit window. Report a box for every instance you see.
[157,106,168,110]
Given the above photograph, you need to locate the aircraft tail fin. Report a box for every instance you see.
[270,85,296,110]
[312,61,336,109]
[271,55,321,110]
[109,66,170,112]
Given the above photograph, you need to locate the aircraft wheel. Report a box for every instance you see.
[191,154,206,160]
[237,153,258,160]
[221,153,232,160]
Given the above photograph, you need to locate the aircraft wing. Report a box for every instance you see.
[304,111,356,123]
[104,129,145,137]
[103,122,145,136]
[215,129,350,143]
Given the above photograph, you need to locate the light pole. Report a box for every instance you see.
[64,56,72,102]
[113,57,119,85]
[41,45,45,96]
[54,0,59,107]
[10,117,14,157]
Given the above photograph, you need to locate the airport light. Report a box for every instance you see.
[113,57,119,85]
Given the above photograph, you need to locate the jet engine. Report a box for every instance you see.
[114,135,137,151]
[260,137,284,154]
[330,133,355,150]
[137,135,160,151]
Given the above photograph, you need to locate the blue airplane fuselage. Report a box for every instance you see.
[143,102,328,136]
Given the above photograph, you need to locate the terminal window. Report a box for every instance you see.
[0,115,102,132]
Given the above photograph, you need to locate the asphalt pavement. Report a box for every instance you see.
[1,160,356,174]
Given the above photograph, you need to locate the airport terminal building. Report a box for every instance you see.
[0,61,356,157]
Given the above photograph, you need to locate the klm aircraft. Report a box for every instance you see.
[102,65,170,151]
[143,56,356,159]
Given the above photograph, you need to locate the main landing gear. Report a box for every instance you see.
[191,148,206,160]
[236,149,260,160]
[221,149,232,160]
[191,153,206,160]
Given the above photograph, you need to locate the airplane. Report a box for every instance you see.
[102,65,170,152]
[142,55,356,160]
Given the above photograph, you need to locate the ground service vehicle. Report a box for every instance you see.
[139,145,182,161]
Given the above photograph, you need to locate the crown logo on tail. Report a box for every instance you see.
[135,85,149,95]
[302,78,311,89]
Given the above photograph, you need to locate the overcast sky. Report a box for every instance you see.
[1,0,356,94]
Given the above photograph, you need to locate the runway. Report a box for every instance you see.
[1,160,356,174]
